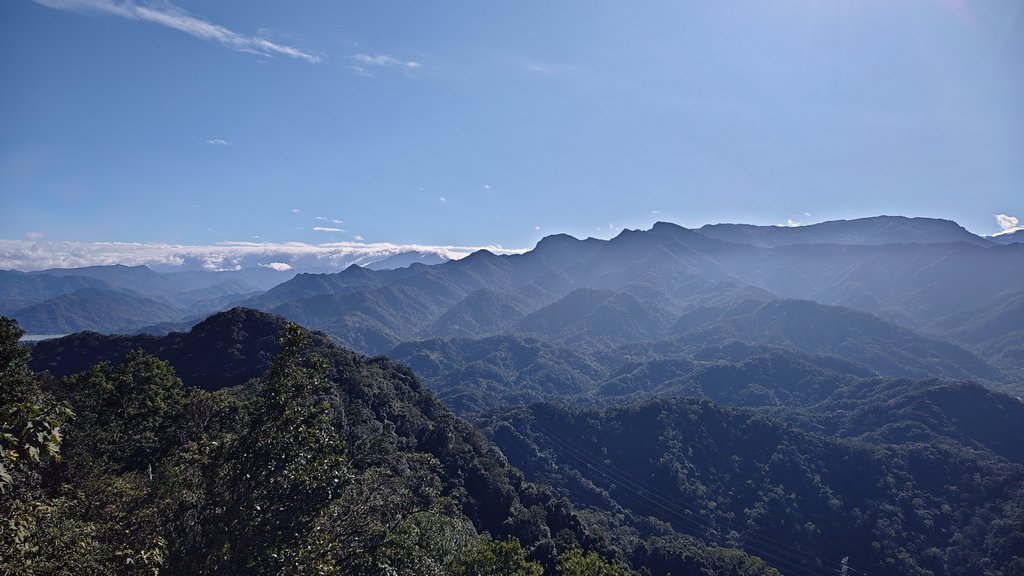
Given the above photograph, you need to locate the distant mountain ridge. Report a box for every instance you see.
[7,215,1023,393]
[226,216,1021,392]
[13,216,1024,576]
[696,215,993,247]
[12,287,183,333]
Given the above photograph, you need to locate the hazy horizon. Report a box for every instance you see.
[0,213,1019,272]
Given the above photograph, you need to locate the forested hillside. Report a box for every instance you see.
[2,315,780,575]
[11,308,1024,574]
[480,399,1024,576]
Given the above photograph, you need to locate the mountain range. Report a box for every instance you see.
[9,216,1023,396]
[13,211,1024,575]
[20,305,1024,576]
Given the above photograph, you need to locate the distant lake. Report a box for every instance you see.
[19,334,69,342]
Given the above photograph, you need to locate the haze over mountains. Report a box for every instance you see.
[23,305,1024,575]
[6,216,1023,390]
[9,214,1024,575]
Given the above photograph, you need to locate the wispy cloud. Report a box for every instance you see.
[350,52,421,76]
[777,219,802,228]
[291,208,301,213]
[313,226,344,232]
[993,214,1023,236]
[438,196,447,203]
[34,0,320,63]
[205,138,231,145]
[315,216,344,224]
[0,239,527,272]
[25,231,45,239]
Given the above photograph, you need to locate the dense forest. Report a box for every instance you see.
[6,308,1024,574]
[2,314,782,575]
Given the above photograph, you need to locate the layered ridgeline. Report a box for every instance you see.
[6,217,1023,373]
[8,215,1024,573]
[221,216,1024,394]
[19,309,1024,575]
[0,249,451,335]
[4,311,778,576]
[0,265,276,333]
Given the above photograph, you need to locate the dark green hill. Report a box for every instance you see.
[482,398,1024,576]
[791,379,1024,462]
[28,307,286,389]
[390,335,602,413]
[12,311,781,575]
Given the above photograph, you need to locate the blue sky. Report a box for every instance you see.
[1,0,1022,260]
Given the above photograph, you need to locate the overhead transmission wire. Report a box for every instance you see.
[528,419,870,576]
[529,419,866,576]
[528,420,824,576]
[532,418,872,576]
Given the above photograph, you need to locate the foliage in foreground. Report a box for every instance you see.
[0,316,778,575]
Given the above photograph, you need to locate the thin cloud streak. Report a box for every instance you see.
[352,53,420,69]
[350,52,421,76]
[0,239,527,272]
[33,0,321,63]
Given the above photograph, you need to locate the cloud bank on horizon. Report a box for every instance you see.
[0,239,526,272]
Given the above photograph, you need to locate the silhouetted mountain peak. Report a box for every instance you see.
[339,263,372,277]
[536,233,579,247]
[463,248,498,260]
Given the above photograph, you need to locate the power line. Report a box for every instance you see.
[529,421,820,575]
[528,419,870,576]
